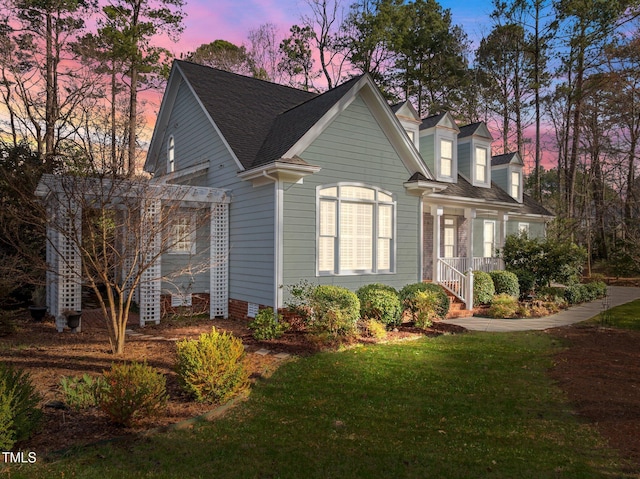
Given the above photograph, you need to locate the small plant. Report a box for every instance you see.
[0,364,42,449]
[285,280,315,323]
[413,290,441,329]
[248,308,289,340]
[356,284,402,327]
[399,283,450,320]
[98,362,167,427]
[472,271,495,306]
[359,319,388,339]
[307,285,360,337]
[487,294,519,318]
[60,374,105,410]
[30,286,46,307]
[175,328,249,404]
[489,270,520,298]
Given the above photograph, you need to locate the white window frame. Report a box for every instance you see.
[483,220,496,258]
[440,138,453,179]
[168,212,196,255]
[443,217,456,258]
[475,146,488,184]
[518,222,529,235]
[167,136,175,173]
[511,170,521,199]
[317,183,396,275]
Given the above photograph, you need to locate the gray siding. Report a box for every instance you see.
[158,81,275,306]
[506,220,546,239]
[282,96,421,296]
[419,133,435,173]
[458,142,471,178]
[492,167,508,194]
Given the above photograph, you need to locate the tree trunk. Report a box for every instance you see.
[128,66,138,176]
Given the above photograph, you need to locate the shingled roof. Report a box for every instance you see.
[437,175,520,205]
[521,194,554,216]
[175,61,365,170]
[491,152,523,166]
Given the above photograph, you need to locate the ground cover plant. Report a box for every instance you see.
[11,332,636,479]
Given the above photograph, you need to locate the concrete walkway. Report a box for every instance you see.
[442,286,640,332]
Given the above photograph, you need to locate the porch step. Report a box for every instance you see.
[445,293,472,319]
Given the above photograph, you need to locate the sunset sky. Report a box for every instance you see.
[170,0,494,57]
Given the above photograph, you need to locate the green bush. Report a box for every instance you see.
[472,271,495,306]
[489,270,520,298]
[98,361,167,426]
[413,290,442,329]
[564,281,607,305]
[176,328,249,404]
[60,374,105,410]
[487,294,519,318]
[510,268,535,298]
[0,364,42,448]
[248,308,289,340]
[359,319,388,339]
[356,283,402,327]
[307,285,360,337]
[399,283,450,320]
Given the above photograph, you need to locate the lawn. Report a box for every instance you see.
[588,298,640,330]
[7,331,634,479]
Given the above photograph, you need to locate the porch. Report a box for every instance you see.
[423,204,508,309]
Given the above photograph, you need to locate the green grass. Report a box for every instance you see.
[588,298,640,330]
[6,333,635,478]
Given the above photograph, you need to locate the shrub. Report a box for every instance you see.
[248,308,289,340]
[356,284,402,327]
[413,290,441,329]
[510,268,536,298]
[399,283,450,320]
[98,362,167,426]
[307,285,360,337]
[359,319,388,339]
[487,294,519,318]
[565,281,607,304]
[489,270,520,298]
[536,286,566,302]
[472,271,495,306]
[0,364,42,448]
[176,328,249,404]
[60,374,105,410]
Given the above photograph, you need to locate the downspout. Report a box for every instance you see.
[262,171,283,312]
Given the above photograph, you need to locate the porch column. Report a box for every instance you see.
[431,205,443,281]
[497,212,509,251]
[464,208,476,268]
[139,199,161,326]
[210,201,229,319]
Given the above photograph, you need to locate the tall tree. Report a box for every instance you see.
[279,24,316,90]
[248,23,284,83]
[101,0,185,175]
[185,40,259,77]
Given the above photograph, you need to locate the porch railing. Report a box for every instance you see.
[440,257,504,273]
[436,259,474,310]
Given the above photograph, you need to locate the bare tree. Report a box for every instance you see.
[248,23,285,83]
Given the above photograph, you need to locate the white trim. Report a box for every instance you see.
[237,160,321,186]
[275,179,284,309]
[152,160,210,185]
[167,136,175,173]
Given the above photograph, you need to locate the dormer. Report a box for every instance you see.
[491,152,524,203]
[392,101,421,149]
[418,112,459,183]
[458,122,493,188]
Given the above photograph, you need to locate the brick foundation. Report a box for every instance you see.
[228,298,271,321]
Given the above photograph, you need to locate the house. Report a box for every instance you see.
[143,60,553,318]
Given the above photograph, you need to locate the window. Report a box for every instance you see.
[483,220,495,258]
[518,222,529,235]
[443,217,456,258]
[169,213,195,254]
[475,147,487,183]
[440,139,453,177]
[167,136,175,173]
[318,184,395,274]
[511,171,520,199]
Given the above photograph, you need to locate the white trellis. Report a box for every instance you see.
[36,175,230,329]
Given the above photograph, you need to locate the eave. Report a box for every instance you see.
[237,159,321,187]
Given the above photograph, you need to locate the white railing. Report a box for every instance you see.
[436,259,474,310]
[440,257,504,273]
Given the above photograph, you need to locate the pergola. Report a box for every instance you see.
[35,174,230,332]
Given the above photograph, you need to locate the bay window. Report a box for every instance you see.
[318,184,395,275]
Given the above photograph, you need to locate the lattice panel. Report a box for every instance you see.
[139,200,161,326]
[121,211,139,306]
[210,202,229,318]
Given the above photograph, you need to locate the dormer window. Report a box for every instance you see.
[167,136,175,173]
[440,139,453,178]
[475,147,487,183]
[511,170,520,199]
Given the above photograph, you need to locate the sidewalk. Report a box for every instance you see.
[442,286,640,332]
